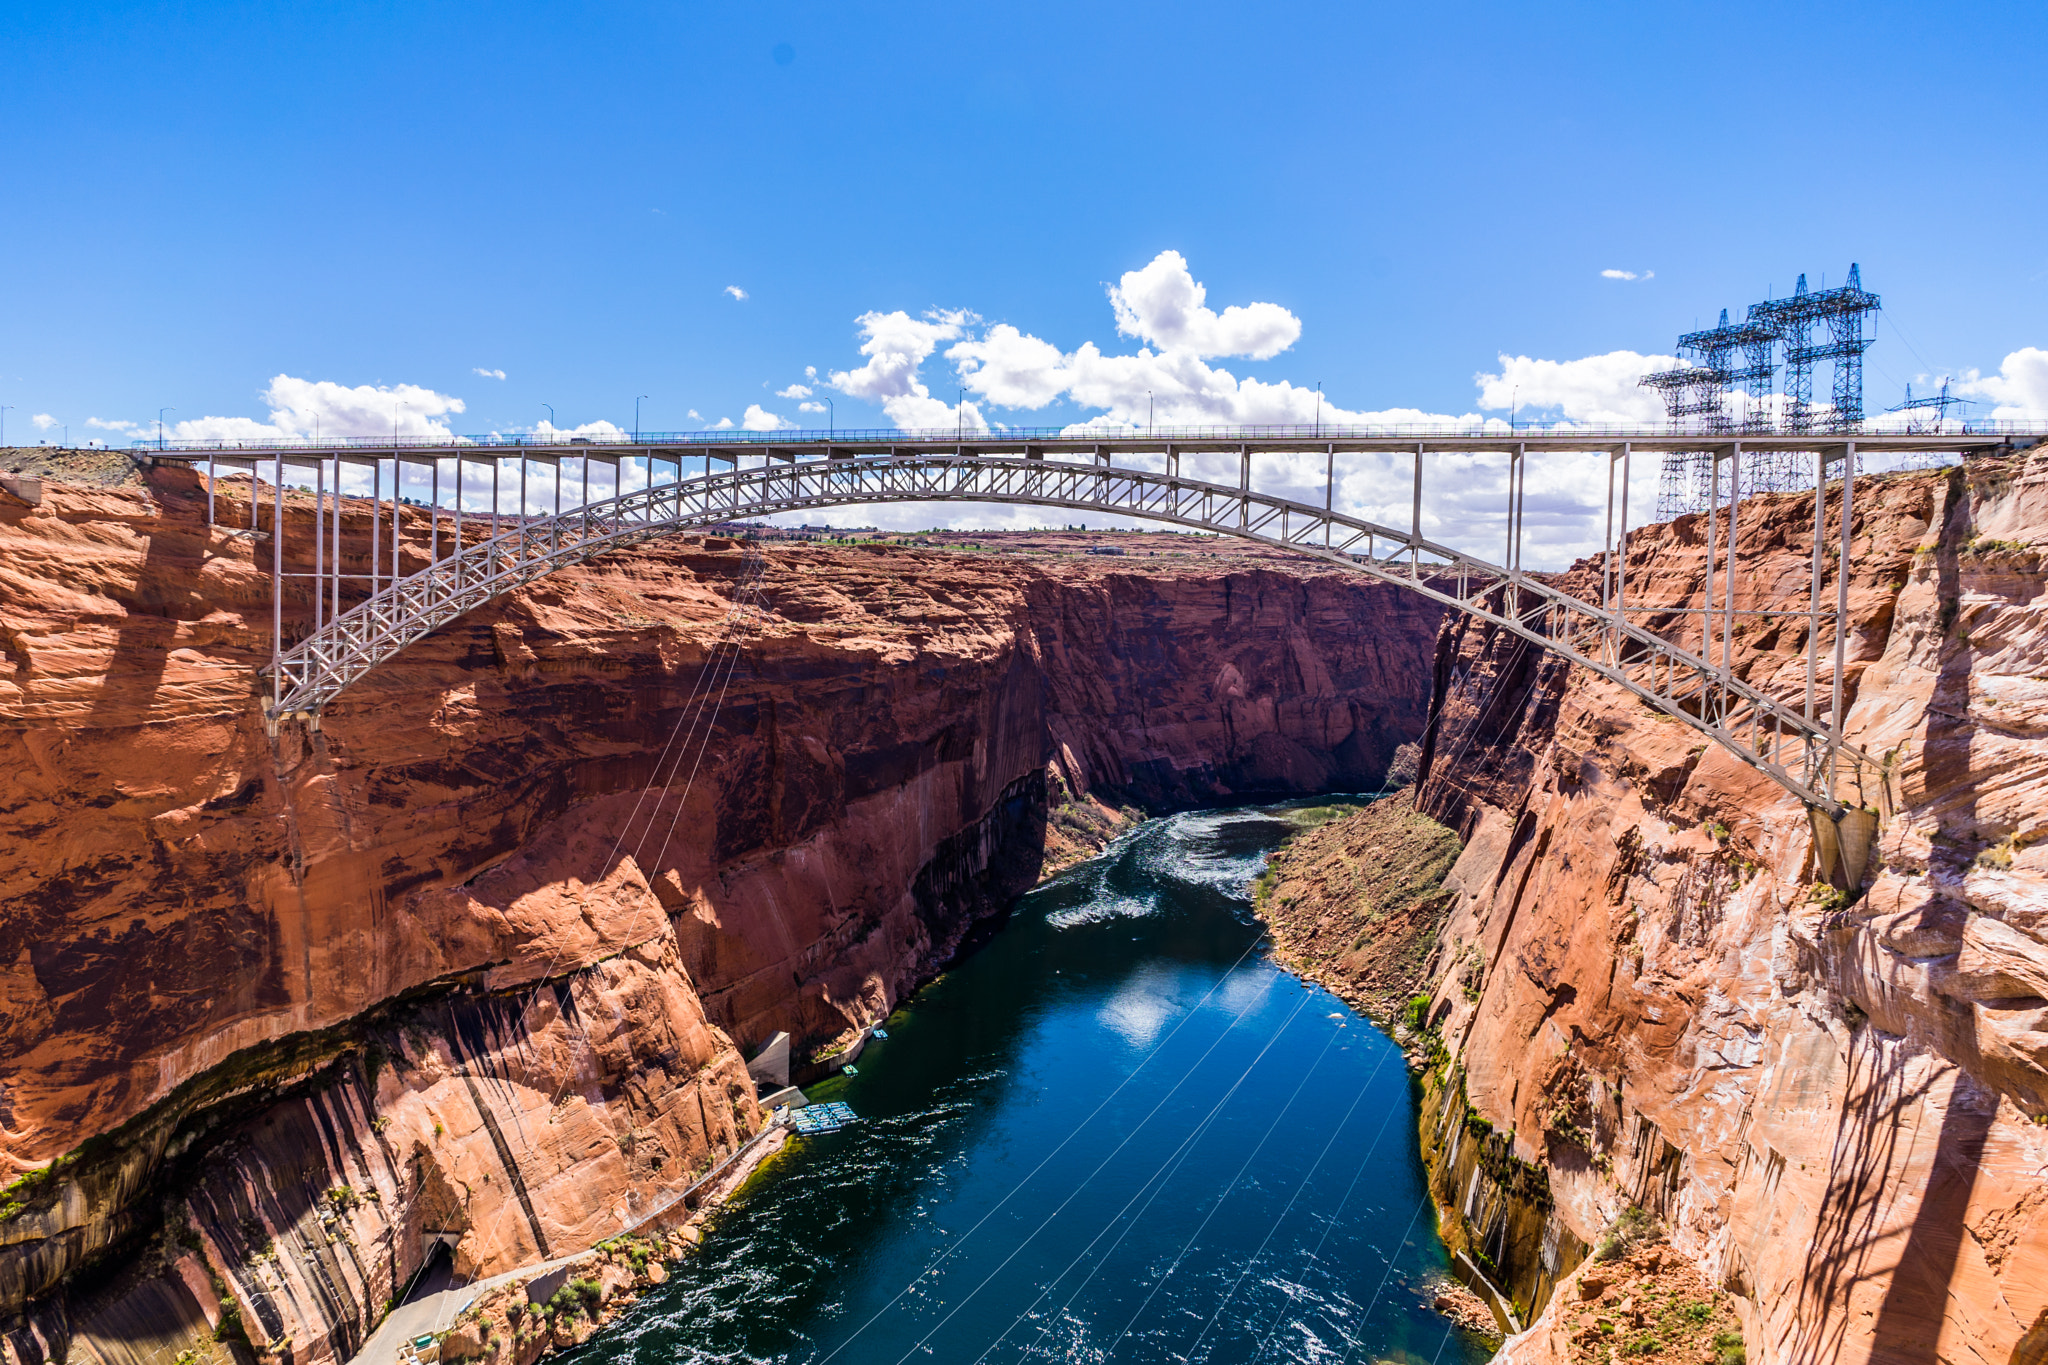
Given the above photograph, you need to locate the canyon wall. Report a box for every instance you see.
[1383,455,2048,1365]
[0,464,1439,1365]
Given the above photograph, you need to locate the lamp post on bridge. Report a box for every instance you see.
[0,406,12,448]
[635,396,649,494]
[825,395,834,440]
[158,407,175,450]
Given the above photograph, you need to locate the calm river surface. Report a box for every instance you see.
[600,803,1491,1364]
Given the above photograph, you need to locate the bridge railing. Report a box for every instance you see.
[258,452,1889,817]
[142,418,2048,453]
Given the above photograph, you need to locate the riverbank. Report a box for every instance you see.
[557,803,1495,1363]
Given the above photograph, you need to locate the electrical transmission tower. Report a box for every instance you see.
[1888,378,1973,432]
[1641,359,1721,519]
[1749,265,1880,433]
[1645,265,1879,518]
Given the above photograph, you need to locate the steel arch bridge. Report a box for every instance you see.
[255,450,1883,815]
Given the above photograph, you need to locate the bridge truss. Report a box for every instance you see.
[156,428,2032,817]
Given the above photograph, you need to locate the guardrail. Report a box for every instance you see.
[138,418,2048,453]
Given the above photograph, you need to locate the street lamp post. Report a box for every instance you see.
[1315,382,1322,437]
[158,407,176,450]
[1148,391,1153,437]
[541,403,555,436]
[825,396,834,440]
[635,395,648,443]
[0,406,12,448]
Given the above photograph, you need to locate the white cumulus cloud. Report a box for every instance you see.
[31,413,57,430]
[535,418,626,440]
[1956,348,2048,419]
[473,367,507,380]
[725,285,748,301]
[1601,269,1654,281]
[777,383,813,399]
[742,405,796,432]
[141,375,469,444]
[1474,352,1674,426]
[829,309,980,429]
[1108,251,1300,360]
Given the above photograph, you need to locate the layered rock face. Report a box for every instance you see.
[1382,456,2048,1365]
[0,465,1439,1365]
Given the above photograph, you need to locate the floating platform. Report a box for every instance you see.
[788,1102,858,1135]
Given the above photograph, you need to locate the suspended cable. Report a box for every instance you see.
[1180,1026,1398,1364]
[880,973,1304,1365]
[1095,1001,1341,1361]
[467,539,772,1259]
[1248,1044,1426,1357]
[813,932,1272,1365]
[987,992,1328,1365]
[1332,1190,1433,1365]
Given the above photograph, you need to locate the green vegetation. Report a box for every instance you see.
[546,1277,605,1319]
[1403,994,1434,1032]
[1963,535,2030,557]
[1595,1205,1656,1261]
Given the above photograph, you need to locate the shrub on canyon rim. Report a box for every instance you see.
[1596,1205,1655,1262]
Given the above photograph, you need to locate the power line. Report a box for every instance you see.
[1185,1029,1399,1364]
[1092,999,1331,1359]
[995,996,1333,1363]
[814,933,1274,1365]
[882,973,1300,1365]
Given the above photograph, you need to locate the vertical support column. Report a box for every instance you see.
[1323,443,1334,548]
[370,459,382,598]
[207,454,217,526]
[1831,443,1857,751]
[313,460,326,631]
[392,458,403,585]
[1722,444,1742,690]
[491,457,500,540]
[1602,447,1617,663]
[1411,444,1424,579]
[330,459,341,624]
[1703,445,1721,678]
[1617,443,1631,640]
[1807,447,1826,723]
[430,459,440,564]
[454,456,464,564]
[271,459,285,714]
[519,457,529,562]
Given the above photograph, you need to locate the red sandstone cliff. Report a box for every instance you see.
[1362,455,2048,1365]
[0,463,1439,1365]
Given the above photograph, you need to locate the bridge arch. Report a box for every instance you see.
[266,452,1874,813]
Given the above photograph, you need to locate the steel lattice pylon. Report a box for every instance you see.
[257,451,1884,815]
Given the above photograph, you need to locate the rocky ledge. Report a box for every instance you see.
[1,463,1441,1365]
[1260,456,2048,1365]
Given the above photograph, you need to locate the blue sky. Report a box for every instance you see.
[4,1,2045,551]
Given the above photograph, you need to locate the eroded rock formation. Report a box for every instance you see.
[1271,454,2048,1365]
[0,464,1439,1365]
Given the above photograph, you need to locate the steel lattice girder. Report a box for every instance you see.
[266,454,1877,814]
